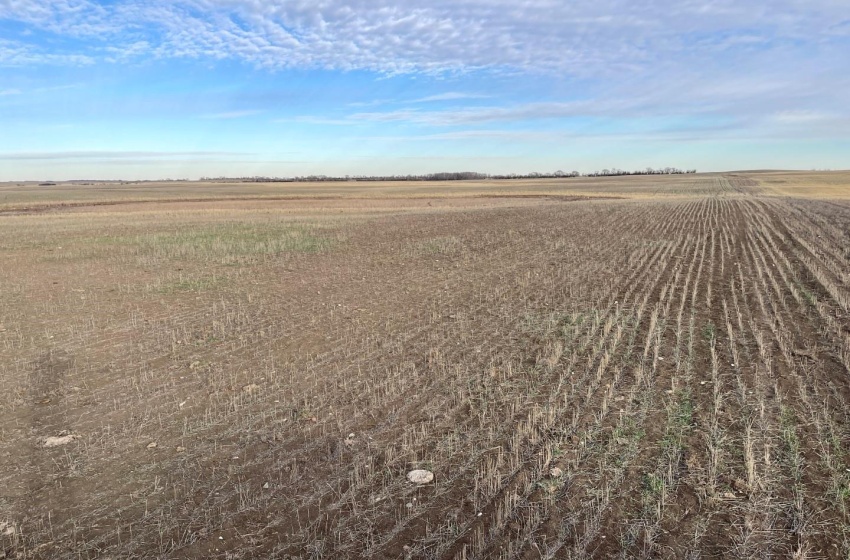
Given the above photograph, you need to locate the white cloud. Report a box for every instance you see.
[2,1,849,143]
[0,150,250,160]
[772,110,834,124]
[369,129,566,142]
[412,92,489,103]
[0,88,22,95]
[306,97,656,127]
[1,0,848,78]
[0,38,95,66]
[348,102,607,125]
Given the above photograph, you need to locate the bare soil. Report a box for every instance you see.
[1,174,849,559]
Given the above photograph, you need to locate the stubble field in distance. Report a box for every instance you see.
[1,170,850,559]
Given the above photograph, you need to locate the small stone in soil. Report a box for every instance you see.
[407,469,435,484]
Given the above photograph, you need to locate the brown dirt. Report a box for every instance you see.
[1,174,849,559]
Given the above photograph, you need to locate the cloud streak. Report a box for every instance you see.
[345,102,604,126]
[412,92,489,103]
[0,151,251,160]
[0,38,95,66]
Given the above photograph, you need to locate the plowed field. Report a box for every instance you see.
[2,172,849,558]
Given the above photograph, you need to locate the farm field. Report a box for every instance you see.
[1,172,850,559]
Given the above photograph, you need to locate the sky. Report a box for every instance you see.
[1,0,849,180]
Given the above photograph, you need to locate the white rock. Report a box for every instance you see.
[549,467,564,478]
[42,434,79,448]
[406,469,434,485]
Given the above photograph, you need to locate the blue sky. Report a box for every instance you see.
[1,0,849,180]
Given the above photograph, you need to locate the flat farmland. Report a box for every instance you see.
[1,172,850,559]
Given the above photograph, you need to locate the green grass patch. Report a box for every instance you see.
[780,406,803,480]
[642,472,665,498]
[662,390,694,452]
[701,321,716,342]
[794,280,817,307]
[48,221,342,265]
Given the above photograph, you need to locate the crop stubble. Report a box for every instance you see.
[1,174,849,558]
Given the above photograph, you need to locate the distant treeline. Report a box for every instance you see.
[199,167,697,183]
[585,167,697,177]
